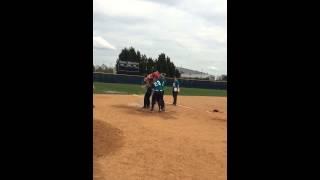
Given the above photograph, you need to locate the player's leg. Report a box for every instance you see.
[173,91,177,105]
[143,91,148,108]
[146,88,151,108]
[144,88,150,108]
[175,92,178,105]
[172,91,175,105]
[151,92,156,111]
[156,92,161,112]
[161,91,165,111]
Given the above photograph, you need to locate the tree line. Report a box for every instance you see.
[93,63,227,81]
[115,47,181,78]
[93,64,114,73]
[93,46,227,81]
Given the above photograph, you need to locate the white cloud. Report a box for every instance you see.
[94,0,157,18]
[179,0,227,17]
[93,0,227,75]
[197,26,227,44]
[93,36,116,50]
[209,66,218,70]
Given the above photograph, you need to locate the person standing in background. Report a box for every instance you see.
[172,76,180,105]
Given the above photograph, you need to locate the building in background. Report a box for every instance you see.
[177,67,212,80]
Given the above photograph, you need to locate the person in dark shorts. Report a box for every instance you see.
[151,77,165,112]
[172,76,180,105]
[143,75,152,108]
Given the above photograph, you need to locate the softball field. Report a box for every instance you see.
[94,94,226,180]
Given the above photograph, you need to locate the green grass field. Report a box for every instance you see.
[94,82,227,97]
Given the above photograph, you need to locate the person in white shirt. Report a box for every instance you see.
[172,77,180,105]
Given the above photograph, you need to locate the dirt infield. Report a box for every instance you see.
[93,94,227,180]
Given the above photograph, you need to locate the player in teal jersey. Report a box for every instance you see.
[151,74,165,112]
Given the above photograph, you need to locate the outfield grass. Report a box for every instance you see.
[94,82,227,97]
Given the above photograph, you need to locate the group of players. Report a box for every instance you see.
[93,70,180,111]
[143,71,180,112]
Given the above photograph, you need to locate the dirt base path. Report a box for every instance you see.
[94,94,227,180]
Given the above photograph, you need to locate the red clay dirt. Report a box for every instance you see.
[94,94,227,180]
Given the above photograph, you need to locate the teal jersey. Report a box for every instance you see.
[153,79,165,91]
[160,79,165,88]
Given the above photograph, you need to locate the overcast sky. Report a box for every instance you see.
[93,0,227,75]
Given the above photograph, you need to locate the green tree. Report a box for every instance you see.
[128,47,137,62]
[175,69,181,78]
[139,54,147,75]
[137,51,141,62]
[156,53,168,74]
[147,58,154,74]
[115,47,180,76]
[96,66,103,72]
[118,48,129,61]
[104,67,114,73]
[166,57,178,78]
